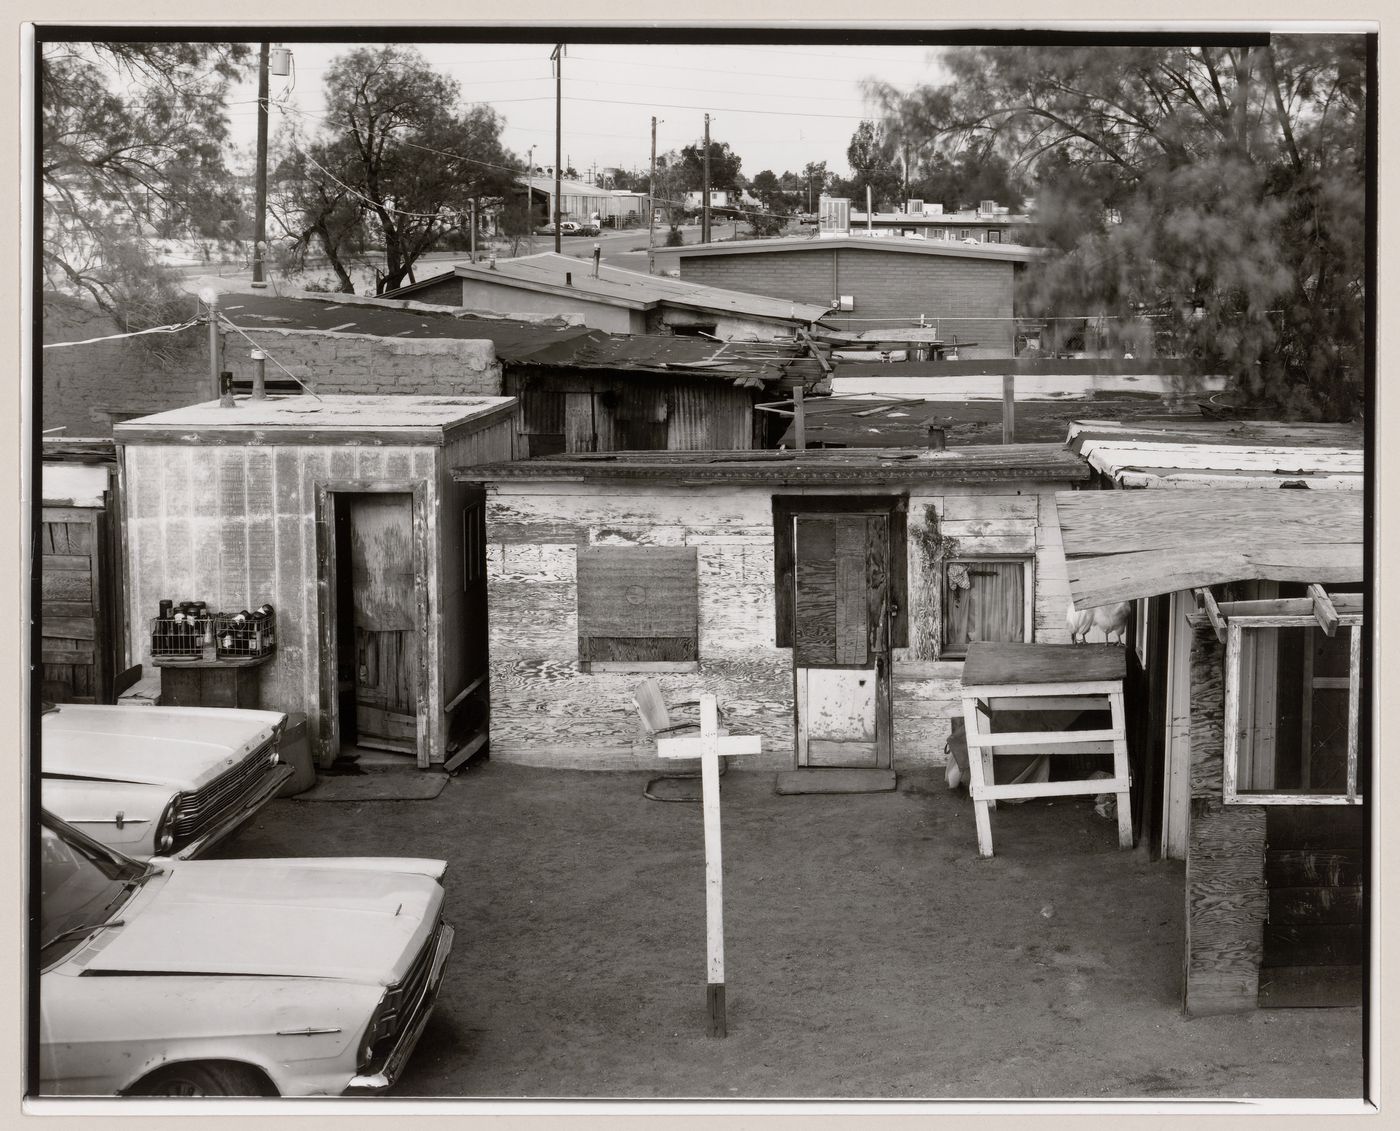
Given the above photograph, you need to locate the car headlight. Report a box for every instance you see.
[155,794,183,853]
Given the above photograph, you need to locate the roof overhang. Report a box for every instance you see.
[1056,488,1366,608]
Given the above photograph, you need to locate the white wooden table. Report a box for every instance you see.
[959,642,1133,858]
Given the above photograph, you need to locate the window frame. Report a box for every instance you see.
[938,554,1035,660]
[1222,615,1363,805]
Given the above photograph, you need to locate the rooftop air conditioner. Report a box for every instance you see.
[834,295,855,312]
[906,199,924,215]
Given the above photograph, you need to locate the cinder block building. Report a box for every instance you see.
[669,237,1046,357]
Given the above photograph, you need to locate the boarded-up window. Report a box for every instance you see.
[576,547,698,667]
[941,558,1031,658]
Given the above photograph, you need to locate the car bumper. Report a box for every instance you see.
[346,922,455,1093]
[172,763,294,859]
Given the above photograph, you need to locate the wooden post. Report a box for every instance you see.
[1002,373,1015,444]
[792,384,805,450]
[656,694,760,1037]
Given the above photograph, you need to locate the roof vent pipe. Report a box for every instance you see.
[219,370,236,408]
[927,426,946,451]
[250,349,268,400]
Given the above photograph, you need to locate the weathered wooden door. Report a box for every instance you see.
[792,513,892,767]
[40,508,108,704]
[347,494,418,754]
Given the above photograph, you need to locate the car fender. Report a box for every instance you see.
[41,969,382,1098]
[40,778,171,857]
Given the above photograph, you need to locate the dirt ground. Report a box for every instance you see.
[214,761,1365,1102]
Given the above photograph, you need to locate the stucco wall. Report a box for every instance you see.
[484,479,1080,771]
[679,248,1018,356]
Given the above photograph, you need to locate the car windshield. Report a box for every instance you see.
[40,817,149,964]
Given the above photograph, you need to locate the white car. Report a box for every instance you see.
[37,809,454,1097]
[41,703,293,860]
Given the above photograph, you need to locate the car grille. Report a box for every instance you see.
[170,735,278,846]
[363,918,444,1066]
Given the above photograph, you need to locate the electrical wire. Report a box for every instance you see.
[42,319,201,349]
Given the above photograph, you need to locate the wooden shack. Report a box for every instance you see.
[454,446,1090,785]
[115,395,515,769]
[1057,485,1367,1015]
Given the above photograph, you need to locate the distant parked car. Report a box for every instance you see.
[37,808,455,1097]
[41,703,292,861]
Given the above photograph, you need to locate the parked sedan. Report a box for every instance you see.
[41,703,293,860]
[37,809,455,1097]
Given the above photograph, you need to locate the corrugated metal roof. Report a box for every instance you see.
[442,252,833,322]
[453,444,1089,486]
[1066,420,1364,489]
[1056,488,1366,607]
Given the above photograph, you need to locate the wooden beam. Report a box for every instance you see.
[1218,595,1364,618]
[1196,587,1227,643]
[1001,373,1015,444]
[1307,583,1340,637]
[444,732,488,773]
[1347,624,1361,801]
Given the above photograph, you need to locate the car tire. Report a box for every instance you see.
[132,1061,275,1097]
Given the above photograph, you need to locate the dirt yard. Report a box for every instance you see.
[215,762,1364,1102]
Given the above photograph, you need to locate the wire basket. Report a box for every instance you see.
[213,608,277,660]
[150,614,214,661]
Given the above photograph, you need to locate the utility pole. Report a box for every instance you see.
[552,44,564,254]
[648,116,657,262]
[527,144,535,256]
[252,42,270,288]
[702,113,711,244]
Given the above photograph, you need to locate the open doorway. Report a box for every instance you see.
[330,491,421,765]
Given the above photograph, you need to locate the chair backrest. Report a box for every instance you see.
[632,679,671,737]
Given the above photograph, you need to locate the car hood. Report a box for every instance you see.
[42,704,284,788]
[82,859,443,984]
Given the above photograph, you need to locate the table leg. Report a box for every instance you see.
[962,695,995,857]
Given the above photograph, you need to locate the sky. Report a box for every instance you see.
[222,40,946,184]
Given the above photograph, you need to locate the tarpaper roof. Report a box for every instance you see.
[114,394,516,446]
[667,235,1048,264]
[1055,488,1367,608]
[453,444,1089,487]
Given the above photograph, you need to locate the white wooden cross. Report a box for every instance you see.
[655,693,761,1037]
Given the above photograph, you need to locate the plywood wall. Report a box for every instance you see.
[122,441,442,759]
[486,479,1080,773]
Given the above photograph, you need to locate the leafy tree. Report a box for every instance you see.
[840,120,903,210]
[799,161,831,211]
[289,46,519,295]
[41,40,252,327]
[869,39,1367,419]
[677,138,743,196]
[909,148,1027,212]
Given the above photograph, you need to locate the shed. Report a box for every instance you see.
[115,394,515,770]
[454,445,1090,789]
[382,252,834,339]
[665,236,1046,355]
[1054,420,1368,1015]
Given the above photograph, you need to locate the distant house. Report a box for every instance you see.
[381,252,834,338]
[839,197,1035,244]
[683,189,731,211]
[668,236,1047,356]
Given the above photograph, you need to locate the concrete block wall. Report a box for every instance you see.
[680,248,1017,355]
[41,298,210,436]
[220,329,503,397]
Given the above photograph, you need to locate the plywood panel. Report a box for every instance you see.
[942,494,1039,521]
[575,547,698,641]
[348,494,416,630]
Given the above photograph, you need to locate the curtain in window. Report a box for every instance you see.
[944,560,1024,654]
